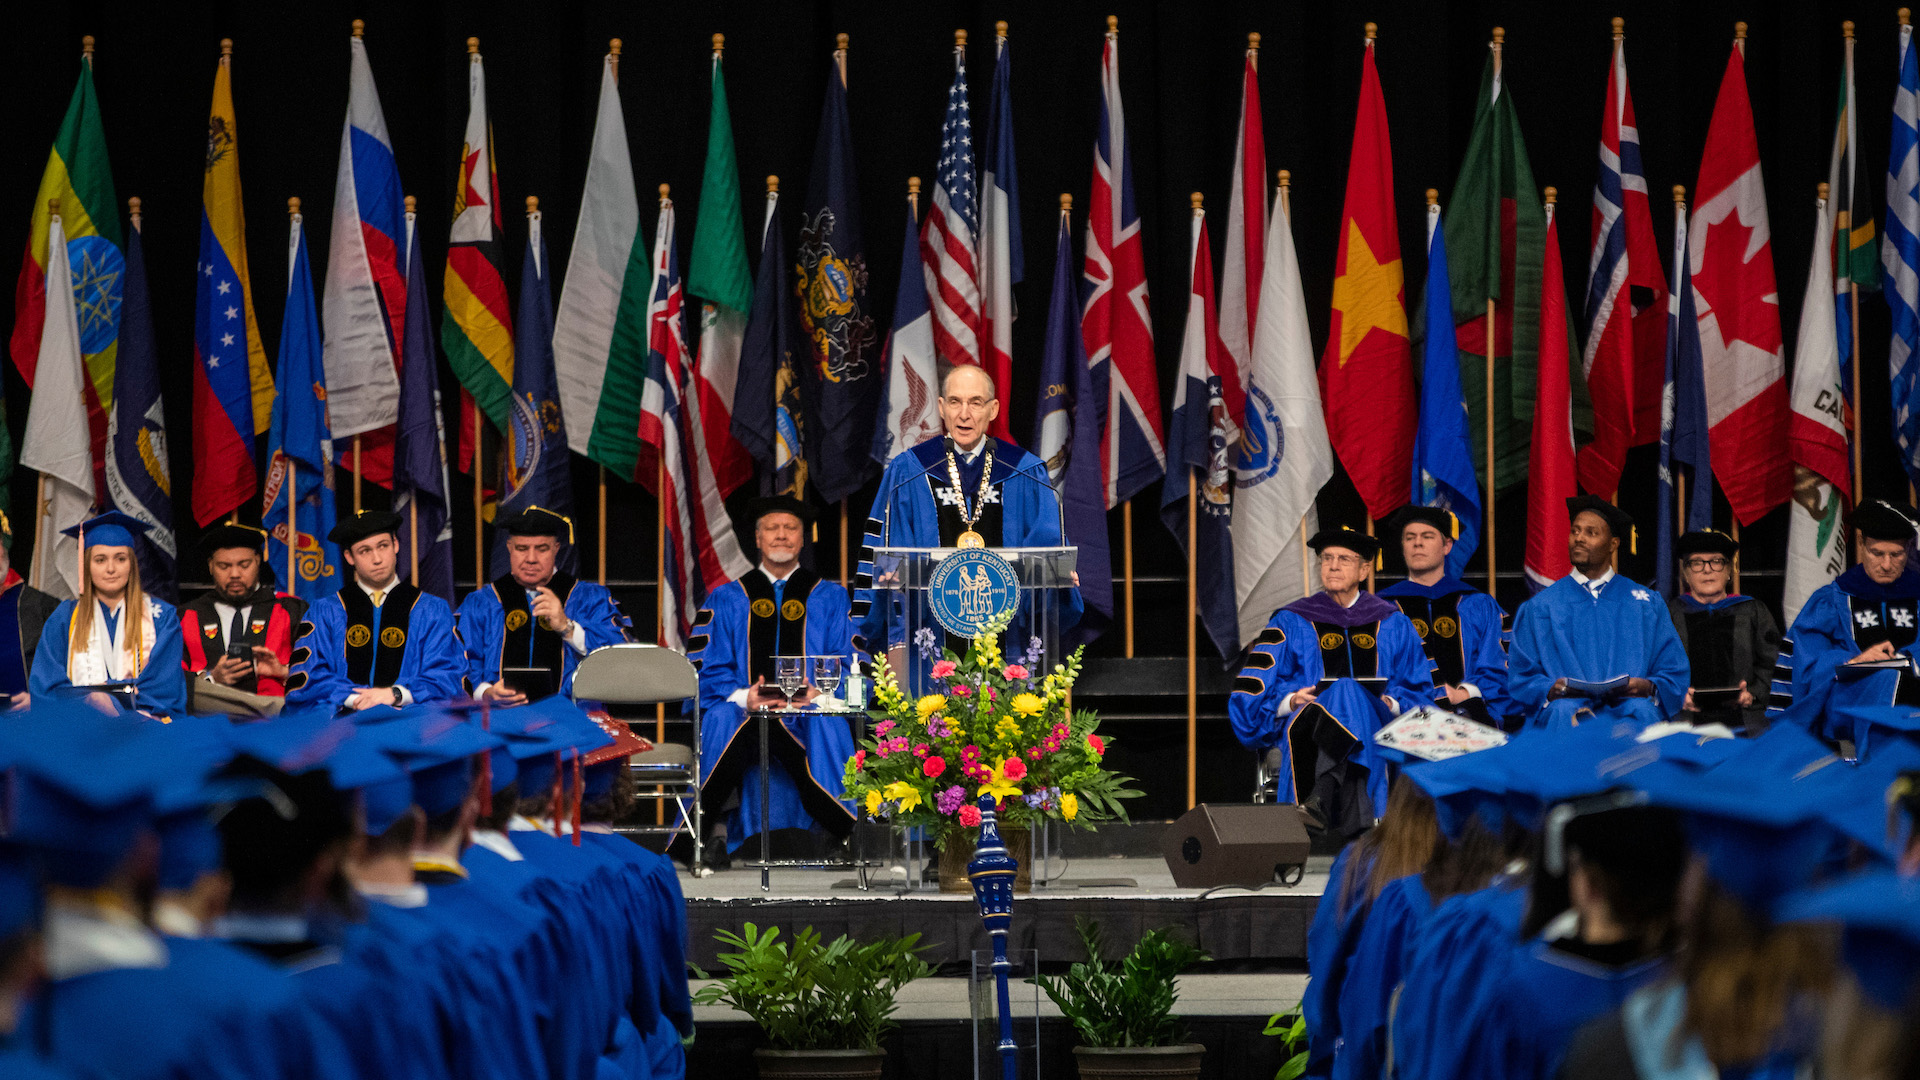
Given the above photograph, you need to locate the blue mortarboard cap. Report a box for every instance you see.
[58,509,153,551]
[1781,870,1920,1010]
[1,706,175,887]
[1834,705,1920,762]
[1404,742,1518,840]
[375,713,505,817]
[226,713,414,834]
[0,846,40,941]
[488,747,518,794]
[155,810,222,892]
[582,760,621,801]
[1632,765,1835,916]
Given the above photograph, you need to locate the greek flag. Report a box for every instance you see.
[1884,17,1920,486]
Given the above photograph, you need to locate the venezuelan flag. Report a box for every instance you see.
[442,41,514,470]
[193,40,275,526]
[10,42,120,473]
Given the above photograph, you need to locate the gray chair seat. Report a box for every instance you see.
[630,744,696,777]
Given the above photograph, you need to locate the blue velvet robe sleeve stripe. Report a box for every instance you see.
[287,596,348,707]
[1457,591,1515,719]
[28,598,186,716]
[1230,611,1313,751]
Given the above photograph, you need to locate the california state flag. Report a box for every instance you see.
[1690,34,1789,526]
[1783,191,1849,625]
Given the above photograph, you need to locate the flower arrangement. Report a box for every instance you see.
[843,610,1139,847]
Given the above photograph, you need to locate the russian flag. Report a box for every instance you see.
[320,22,405,487]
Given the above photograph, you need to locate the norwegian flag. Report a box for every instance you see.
[921,42,983,377]
[1217,38,1264,420]
[1578,29,1667,499]
[1082,20,1164,508]
[637,195,749,649]
[1690,35,1789,525]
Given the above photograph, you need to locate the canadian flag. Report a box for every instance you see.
[1689,36,1789,525]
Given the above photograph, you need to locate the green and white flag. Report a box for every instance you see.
[687,45,753,497]
[552,46,648,478]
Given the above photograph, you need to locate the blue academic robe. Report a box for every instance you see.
[29,598,186,717]
[1482,941,1669,1080]
[413,872,561,1080]
[689,571,860,848]
[579,831,693,1080]
[851,436,1082,686]
[1378,577,1513,725]
[1301,846,1372,1080]
[0,1044,72,1080]
[1508,575,1690,730]
[1389,879,1528,1080]
[456,575,629,698]
[1229,591,1437,820]
[1332,874,1433,1080]
[285,584,465,709]
[1784,566,1920,746]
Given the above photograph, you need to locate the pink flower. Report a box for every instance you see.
[961,745,983,762]
[875,719,896,735]
[931,660,958,678]
[913,743,931,757]
[951,684,973,698]
[1027,749,1042,760]
[923,756,947,778]
[1088,734,1105,755]
[1003,757,1028,781]
[958,804,982,828]
[1003,665,1029,680]
[853,750,866,769]
[985,687,996,701]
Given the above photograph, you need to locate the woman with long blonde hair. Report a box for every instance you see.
[28,512,184,717]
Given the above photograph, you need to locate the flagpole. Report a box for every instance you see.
[30,475,45,591]
[839,503,848,588]
[1186,191,1203,811]
[288,197,303,595]
[1275,170,1312,598]
[1484,27,1503,600]
[1123,501,1135,657]
[353,437,362,513]
[1730,518,1741,594]
[410,498,420,584]
[598,468,608,585]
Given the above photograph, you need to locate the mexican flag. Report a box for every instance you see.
[686,45,754,498]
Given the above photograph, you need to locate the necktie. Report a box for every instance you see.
[229,607,247,646]
[372,590,386,607]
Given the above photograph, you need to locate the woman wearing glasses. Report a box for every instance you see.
[1665,530,1779,735]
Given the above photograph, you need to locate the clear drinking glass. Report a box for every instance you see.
[813,656,843,699]
[775,656,807,705]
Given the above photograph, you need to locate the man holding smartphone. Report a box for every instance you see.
[180,523,307,698]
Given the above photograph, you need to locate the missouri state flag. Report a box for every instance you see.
[13,44,121,484]
[194,41,275,526]
[263,203,341,604]
[443,40,515,469]
[322,24,405,487]
[1320,31,1413,520]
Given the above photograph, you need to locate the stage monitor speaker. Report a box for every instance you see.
[1162,803,1311,889]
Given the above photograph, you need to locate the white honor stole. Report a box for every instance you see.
[67,601,159,686]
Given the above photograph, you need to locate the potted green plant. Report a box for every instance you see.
[691,922,933,1079]
[1264,1007,1310,1080]
[1034,918,1210,1080]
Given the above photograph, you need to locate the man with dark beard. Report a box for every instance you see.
[179,524,306,699]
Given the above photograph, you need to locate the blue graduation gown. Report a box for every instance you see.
[1508,575,1690,729]
[286,586,465,709]
[851,436,1082,685]
[1389,879,1528,1080]
[0,1044,72,1080]
[29,598,186,717]
[689,572,860,848]
[1332,874,1433,1080]
[1378,577,1513,724]
[1784,566,1920,745]
[456,575,628,698]
[1301,846,1372,1080]
[1229,591,1436,819]
[579,831,692,1080]
[413,872,560,1080]
[1482,941,1669,1080]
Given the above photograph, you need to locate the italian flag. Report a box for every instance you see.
[11,48,119,470]
[443,42,514,469]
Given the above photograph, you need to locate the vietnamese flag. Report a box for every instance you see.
[1319,30,1413,519]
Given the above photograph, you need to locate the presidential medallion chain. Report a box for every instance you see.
[945,442,995,549]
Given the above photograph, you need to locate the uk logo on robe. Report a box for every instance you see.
[928,549,1019,638]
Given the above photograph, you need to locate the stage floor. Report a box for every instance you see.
[681,854,1332,970]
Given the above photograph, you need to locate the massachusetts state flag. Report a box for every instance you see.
[263,205,341,605]
[193,42,273,528]
[736,181,809,498]
[321,23,405,487]
[108,207,176,602]
[1691,33,1789,525]
[1082,18,1163,508]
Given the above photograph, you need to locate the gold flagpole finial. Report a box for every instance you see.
[1277,169,1291,189]
[1060,193,1073,211]
[1107,15,1118,35]
[1426,189,1439,206]
[1673,185,1686,204]
[955,28,967,48]
[288,197,301,217]
[221,38,233,57]
[351,20,364,39]
[712,33,724,53]
[467,37,479,54]
[1365,22,1378,40]
[404,195,417,214]
[1190,192,1204,210]
[766,175,779,193]
[1544,186,1558,204]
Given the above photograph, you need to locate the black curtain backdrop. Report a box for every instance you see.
[1,0,1903,663]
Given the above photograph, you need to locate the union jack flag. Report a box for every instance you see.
[1578,27,1666,500]
[637,195,748,649]
[922,41,982,374]
[1081,20,1163,508]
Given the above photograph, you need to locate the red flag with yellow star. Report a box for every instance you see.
[1319,33,1414,519]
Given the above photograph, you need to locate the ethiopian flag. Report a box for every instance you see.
[11,47,120,463]
[443,41,514,468]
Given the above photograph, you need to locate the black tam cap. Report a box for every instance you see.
[1566,495,1632,539]
[495,506,575,544]
[1390,504,1460,540]
[199,523,269,558]
[1856,500,1919,545]
[328,510,403,550]
[747,496,817,526]
[1307,526,1382,562]
[1674,530,1738,560]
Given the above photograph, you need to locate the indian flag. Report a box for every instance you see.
[11,41,120,474]
[553,43,649,480]
[443,39,514,468]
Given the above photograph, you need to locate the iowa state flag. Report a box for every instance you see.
[194,42,274,526]
[443,40,514,468]
[263,206,341,604]
[1320,32,1413,520]
[13,44,120,485]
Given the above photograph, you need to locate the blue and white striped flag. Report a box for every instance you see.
[1884,15,1920,486]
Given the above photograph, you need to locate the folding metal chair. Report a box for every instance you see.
[569,643,705,871]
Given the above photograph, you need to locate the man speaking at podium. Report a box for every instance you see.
[852,365,1080,677]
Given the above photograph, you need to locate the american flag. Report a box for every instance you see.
[1082,19,1163,508]
[921,42,983,373]
[637,195,749,649]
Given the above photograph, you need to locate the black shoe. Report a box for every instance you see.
[703,837,732,871]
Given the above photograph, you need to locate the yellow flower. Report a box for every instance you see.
[1060,793,1079,821]
[977,759,1024,801]
[882,781,923,813]
[1011,693,1045,717]
[865,789,883,816]
[994,717,1021,740]
[916,695,948,720]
